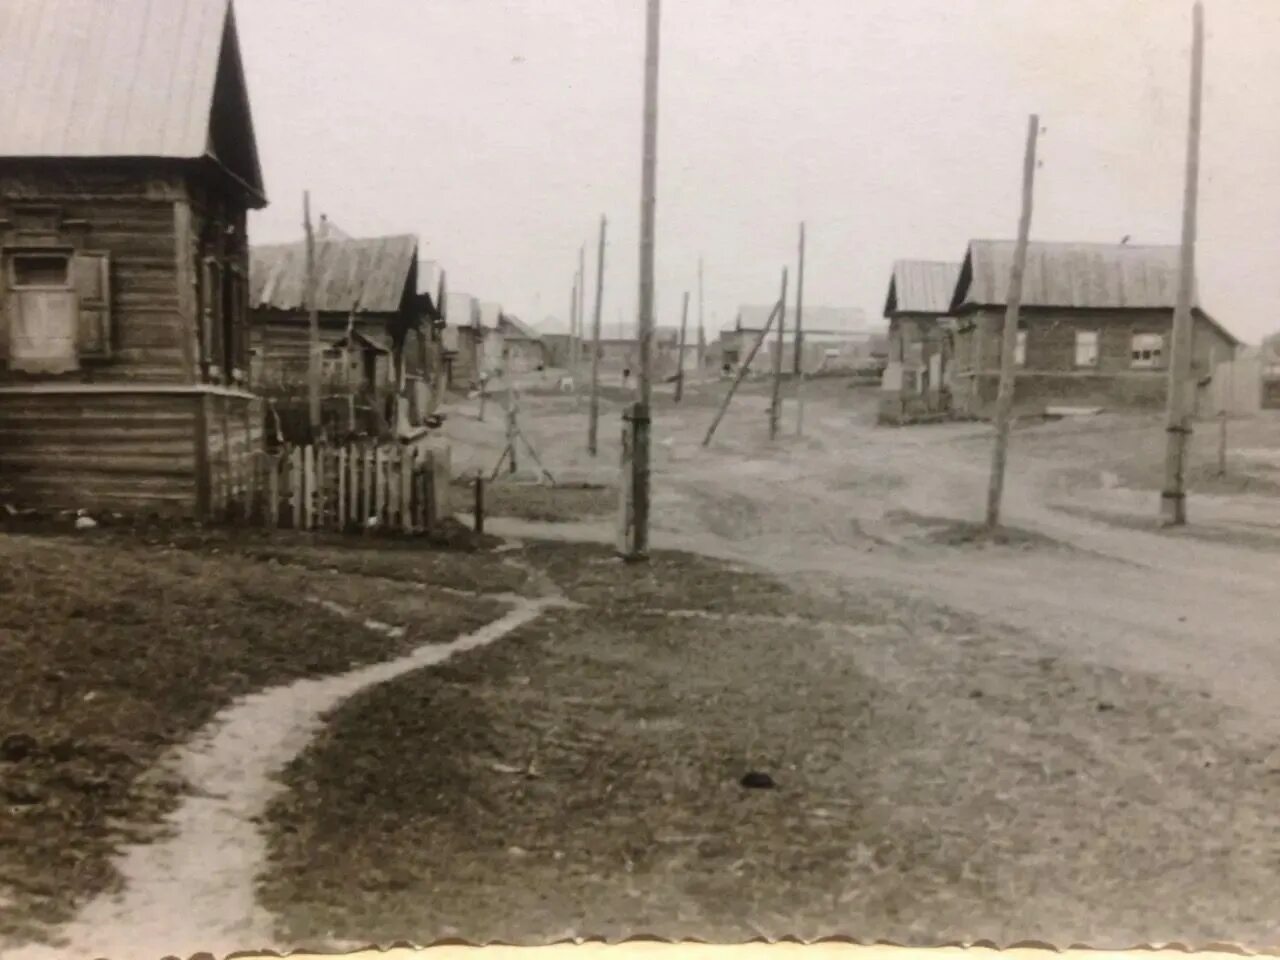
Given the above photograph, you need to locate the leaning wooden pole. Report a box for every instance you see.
[577,244,587,373]
[674,290,690,402]
[588,215,607,456]
[624,0,661,561]
[1161,0,1205,527]
[303,191,321,436]
[985,114,1040,531]
[703,273,786,447]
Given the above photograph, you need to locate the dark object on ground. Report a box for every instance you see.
[1,733,38,763]
[424,414,445,429]
[740,770,776,789]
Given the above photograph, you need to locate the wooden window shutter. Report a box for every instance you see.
[72,252,112,359]
[202,256,221,376]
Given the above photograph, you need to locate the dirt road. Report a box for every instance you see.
[454,379,1280,733]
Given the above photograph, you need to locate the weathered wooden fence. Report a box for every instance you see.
[242,441,452,533]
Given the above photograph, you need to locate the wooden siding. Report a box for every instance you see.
[950,307,1236,417]
[0,167,188,384]
[0,390,197,513]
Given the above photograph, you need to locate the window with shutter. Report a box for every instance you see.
[72,252,112,359]
[202,257,221,379]
[6,251,79,373]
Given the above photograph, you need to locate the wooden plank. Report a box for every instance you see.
[193,392,210,521]
[349,442,361,528]
[316,441,327,529]
[362,444,373,529]
[338,446,348,529]
[303,445,316,530]
[374,446,386,527]
[400,446,414,533]
[291,446,304,530]
[267,453,280,529]
[173,200,198,381]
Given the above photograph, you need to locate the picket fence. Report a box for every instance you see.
[247,441,452,533]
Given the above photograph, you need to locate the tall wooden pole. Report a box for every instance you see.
[985,114,1040,531]
[304,191,321,436]
[794,221,807,436]
[674,291,690,402]
[696,257,706,374]
[769,263,787,440]
[588,215,607,456]
[627,0,661,560]
[569,272,579,372]
[703,276,785,447]
[578,244,586,372]
[1161,0,1205,527]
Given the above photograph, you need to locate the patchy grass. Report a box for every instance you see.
[258,540,1280,949]
[0,529,509,947]
[883,510,1070,551]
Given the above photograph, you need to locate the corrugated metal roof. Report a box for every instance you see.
[249,234,419,315]
[885,260,961,316]
[736,305,869,332]
[953,241,1201,312]
[0,0,234,159]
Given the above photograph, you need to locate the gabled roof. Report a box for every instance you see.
[250,234,419,315]
[499,314,542,341]
[952,240,1239,345]
[443,292,476,326]
[885,260,962,317]
[0,0,265,204]
[326,329,389,355]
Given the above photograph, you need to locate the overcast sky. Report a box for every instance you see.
[237,0,1280,342]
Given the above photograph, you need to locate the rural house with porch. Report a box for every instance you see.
[880,259,962,424]
[248,231,438,440]
[0,0,267,519]
[949,240,1240,418]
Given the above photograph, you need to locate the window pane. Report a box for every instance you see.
[12,255,69,287]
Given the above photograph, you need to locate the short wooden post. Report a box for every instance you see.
[303,445,317,530]
[618,405,638,556]
[316,442,327,529]
[349,443,361,528]
[361,444,373,529]
[474,473,485,535]
[374,446,387,527]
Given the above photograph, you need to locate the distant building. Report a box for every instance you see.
[879,260,962,424]
[720,305,881,375]
[497,314,546,373]
[949,240,1241,417]
[1262,332,1280,409]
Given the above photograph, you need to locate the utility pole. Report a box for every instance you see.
[769,262,786,440]
[622,0,661,561]
[674,291,689,402]
[794,221,807,436]
[578,244,586,374]
[1161,0,1205,527]
[985,114,1040,531]
[588,215,607,456]
[569,271,580,373]
[696,256,706,375]
[303,191,321,437]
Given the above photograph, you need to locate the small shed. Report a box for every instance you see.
[497,314,546,373]
[949,240,1241,418]
[0,0,268,518]
[879,259,962,424]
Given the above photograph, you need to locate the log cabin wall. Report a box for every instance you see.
[0,161,260,518]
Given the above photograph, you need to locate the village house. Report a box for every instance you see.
[1262,331,1280,409]
[949,240,1241,418]
[0,0,267,518]
[879,259,962,424]
[721,305,883,375]
[248,230,437,439]
[497,314,546,373]
[442,293,506,386]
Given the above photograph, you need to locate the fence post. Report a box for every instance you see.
[473,472,485,535]
[338,445,348,530]
[349,442,360,529]
[315,441,327,529]
[374,446,387,528]
[290,446,303,530]
[400,445,414,534]
[267,452,280,529]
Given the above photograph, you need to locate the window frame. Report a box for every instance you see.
[1131,332,1165,369]
[1014,329,1027,367]
[1074,329,1100,369]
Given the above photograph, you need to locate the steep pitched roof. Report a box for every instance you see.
[0,0,265,203]
[249,234,419,315]
[884,260,962,317]
[499,314,542,341]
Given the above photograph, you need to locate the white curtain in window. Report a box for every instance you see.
[10,290,79,373]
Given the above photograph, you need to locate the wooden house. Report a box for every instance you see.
[1262,332,1280,410]
[879,259,962,424]
[248,232,434,438]
[0,0,267,518]
[950,240,1240,418]
[497,314,546,373]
